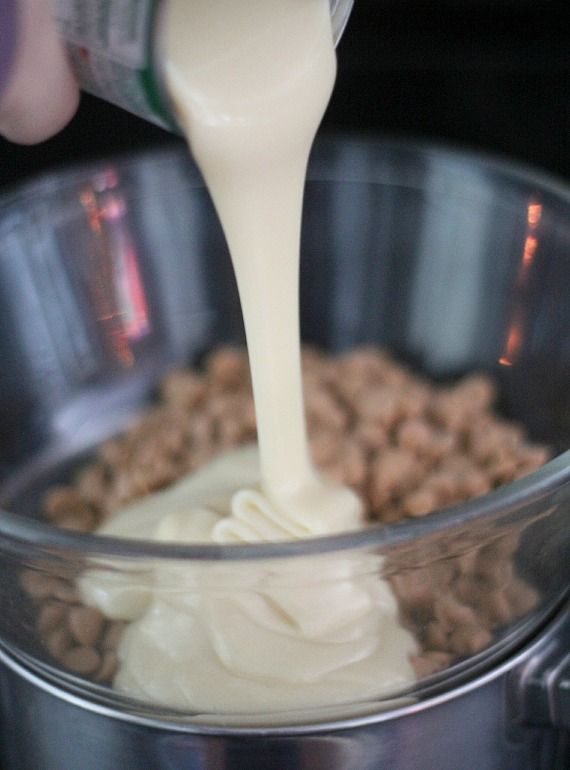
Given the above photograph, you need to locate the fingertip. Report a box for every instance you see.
[0,0,80,144]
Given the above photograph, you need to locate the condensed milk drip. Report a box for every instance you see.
[81,0,417,717]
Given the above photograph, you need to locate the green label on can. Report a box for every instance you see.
[55,0,176,131]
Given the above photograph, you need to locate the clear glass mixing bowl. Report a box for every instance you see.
[0,137,569,726]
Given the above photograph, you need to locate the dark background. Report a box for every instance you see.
[0,0,569,189]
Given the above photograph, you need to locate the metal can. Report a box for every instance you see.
[54,0,354,133]
[55,0,175,130]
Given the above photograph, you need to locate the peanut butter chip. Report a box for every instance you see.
[46,627,71,661]
[397,419,433,454]
[206,347,249,390]
[52,581,80,604]
[37,602,67,635]
[76,463,108,502]
[56,509,96,532]
[161,370,207,409]
[62,647,101,675]
[43,487,89,521]
[96,651,118,682]
[448,624,492,656]
[68,606,105,647]
[19,570,60,601]
[402,489,438,517]
[410,651,452,678]
[102,622,127,651]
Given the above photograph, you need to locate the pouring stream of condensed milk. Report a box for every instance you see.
[164,0,362,540]
[81,0,417,716]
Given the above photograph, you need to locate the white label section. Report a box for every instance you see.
[55,0,154,67]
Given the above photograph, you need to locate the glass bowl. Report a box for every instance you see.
[0,136,569,726]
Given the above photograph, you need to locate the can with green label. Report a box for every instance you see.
[54,0,353,133]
